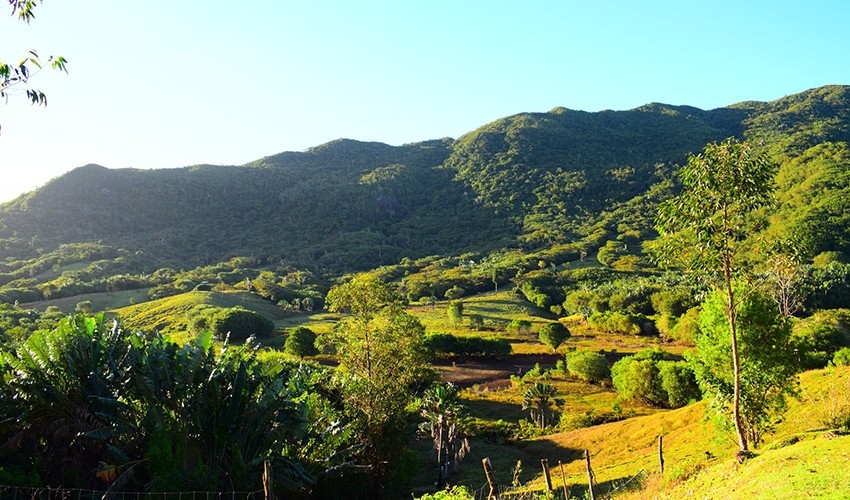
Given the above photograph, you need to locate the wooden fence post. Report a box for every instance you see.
[658,435,665,475]
[585,449,595,500]
[482,457,498,500]
[263,458,274,500]
[558,460,569,499]
[541,459,553,492]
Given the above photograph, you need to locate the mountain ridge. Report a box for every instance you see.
[1,85,849,276]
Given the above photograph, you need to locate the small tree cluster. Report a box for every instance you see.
[566,350,610,384]
[284,326,318,358]
[425,333,511,359]
[611,349,701,408]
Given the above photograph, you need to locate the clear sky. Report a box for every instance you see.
[1,0,849,202]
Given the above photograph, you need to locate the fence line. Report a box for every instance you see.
[0,486,265,500]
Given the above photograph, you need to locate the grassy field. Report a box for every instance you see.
[113,290,292,334]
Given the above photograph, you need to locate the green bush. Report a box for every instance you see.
[611,349,671,406]
[834,347,850,366]
[650,290,693,317]
[671,307,701,345]
[444,286,465,300]
[611,350,700,408]
[417,486,474,500]
[468,313,485,330]
[792,309,850,369]
[284,327,318,358]
[587,311,643,335]
[507,318,532,334]
[208,307,275,341]
[658,360,701,407]
[538,322,570,351]
[425,333,511,359]
[447,301,464,325]
[566,350,610,384]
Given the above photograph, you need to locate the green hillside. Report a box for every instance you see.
[491,366,850,499]
[0,139,513,273]
[1,85,848,285]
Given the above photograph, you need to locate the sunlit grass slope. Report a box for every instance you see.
[512,366,850,499]
[113,290,288,334]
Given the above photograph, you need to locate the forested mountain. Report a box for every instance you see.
[2,85,850,499]
[0,139,514,272]
[1,85,849,278]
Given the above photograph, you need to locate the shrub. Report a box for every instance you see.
[284,327,318,358]
[611,350,668,406]
[671,307,701,345]
[447,301,464,325]
[75,300,93,313]
[650,290,694,317]
[658,361,701,408]
[538,322,570,351]
[417,486,474,500]
[444,286,465,300]
[425,333,511,359]
[468,313,485,330]
[655,314,676,338]
[507,318,532,334]
[559,411,595,431]
[834,347,850,366]
[793,309,850,369]
[588,311,642,335]
[566,350,610,383]
[207,307,275,341]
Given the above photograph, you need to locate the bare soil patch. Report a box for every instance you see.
[433,353,562,389]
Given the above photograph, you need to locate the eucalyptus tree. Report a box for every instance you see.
[656,138,777,457]
[2,0,68,131]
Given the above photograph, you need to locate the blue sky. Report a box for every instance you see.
[1,0,849,202]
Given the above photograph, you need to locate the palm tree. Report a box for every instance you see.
[522,382,559,429]
[419,383,470,487]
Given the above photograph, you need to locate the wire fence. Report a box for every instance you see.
[0,486,265,500]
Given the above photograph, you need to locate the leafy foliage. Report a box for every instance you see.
[522,382,559,429]
[538,321,570,351]
[325,274,430,495]
[566,350,610,384]
[418,383,470,487]
[1,0,69,132]
[424,332,511,359]
[0,314,324,493]
[611,349,700,408]
[691,287,799,447]
[284,326,318,358]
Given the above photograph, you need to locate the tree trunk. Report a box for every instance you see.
[724,252,748,453]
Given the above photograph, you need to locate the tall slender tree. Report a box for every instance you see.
[656,138,777,458]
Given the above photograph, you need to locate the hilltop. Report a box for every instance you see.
[0,85,847,283]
